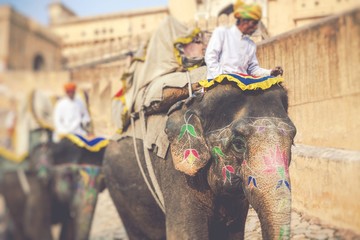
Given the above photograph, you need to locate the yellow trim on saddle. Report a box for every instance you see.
[199,74,284,91]
[173,27,203,71]
[132,56,146,62]
[62,134,109,152]
[0,146,28,163]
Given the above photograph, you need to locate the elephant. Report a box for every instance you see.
[104,80,296,239]
[1,136,107,240]
[0,88,54,190]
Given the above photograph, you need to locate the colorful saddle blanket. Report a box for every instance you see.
[199,73,284,91]
[64,134,109,152]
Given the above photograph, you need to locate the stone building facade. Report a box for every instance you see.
[48,3,169,68]
[0,6,62,72]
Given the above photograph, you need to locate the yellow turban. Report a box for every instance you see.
[234,0,262,21]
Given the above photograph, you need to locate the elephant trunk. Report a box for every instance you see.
[243,176,291,239]
[72,166,102,240]
[73,189,99,240]
[241,141,292,239]
[253,188,291,239]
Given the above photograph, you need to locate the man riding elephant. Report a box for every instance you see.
[205,0,283,80]
[53,82,92,142]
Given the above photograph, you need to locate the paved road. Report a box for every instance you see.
[90,190,360,240]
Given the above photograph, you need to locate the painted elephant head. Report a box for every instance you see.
[165,81,296,239]
[26,139,106,240]
[52,163,104,239]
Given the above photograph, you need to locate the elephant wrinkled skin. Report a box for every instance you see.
[104,81,296,240]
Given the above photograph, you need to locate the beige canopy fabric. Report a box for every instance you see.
[112,15,205,132]
[112,66,207,159]
[124,16,204,112]
[137,16,198,88]
[111,16,207,158]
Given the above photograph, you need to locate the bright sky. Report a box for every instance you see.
[0,0,169,25]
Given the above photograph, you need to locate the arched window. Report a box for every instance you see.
[33,54,45,71]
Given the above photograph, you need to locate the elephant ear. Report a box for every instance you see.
[165,108,211,176]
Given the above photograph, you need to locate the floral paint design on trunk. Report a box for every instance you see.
[74,165,102,239]
[278,225,290,239]
[240,119,295,193]
[241,160,259,189]
[262,146,290,191]
[247,176,258,188]
[76,166,101,209]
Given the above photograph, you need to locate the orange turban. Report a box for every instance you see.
[64,82,76,92]
[234,0,262,21]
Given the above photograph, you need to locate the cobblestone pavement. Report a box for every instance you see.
[91,190,359,240]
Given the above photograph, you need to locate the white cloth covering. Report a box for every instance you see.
[205,25,271,80]
[53,96,90,141]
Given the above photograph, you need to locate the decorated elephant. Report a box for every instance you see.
[1,135,108,240]
[104,77,296,239]
[0,89,55,238]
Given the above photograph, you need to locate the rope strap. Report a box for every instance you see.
[131,113,165,213]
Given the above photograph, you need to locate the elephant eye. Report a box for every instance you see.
[232,137,246,152]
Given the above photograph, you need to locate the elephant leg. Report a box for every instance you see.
[104,139,166,240]
[160,172,215,239]
[164,198,212,239]
[1,172,30,240]
[106,182,154,240]
[158,153,249,240]
[59,214,75,240]
[24,176,53,240]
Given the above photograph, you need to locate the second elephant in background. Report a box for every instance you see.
[1,136,107,240]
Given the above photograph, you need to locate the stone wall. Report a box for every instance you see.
[257,8,360,151]
[0,71,69,95]
[290,145,360,234]
[0,6,62,71]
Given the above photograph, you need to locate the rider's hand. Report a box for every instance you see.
[270,66,284,77]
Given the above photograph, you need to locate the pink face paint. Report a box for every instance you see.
[262,146,289,178]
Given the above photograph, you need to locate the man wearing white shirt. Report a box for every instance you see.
[205,0,283,80]
[53,82,91,142]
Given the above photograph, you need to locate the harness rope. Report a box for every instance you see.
[130,70,193,213]
[131,114,165,213]
[17,169,30,195]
